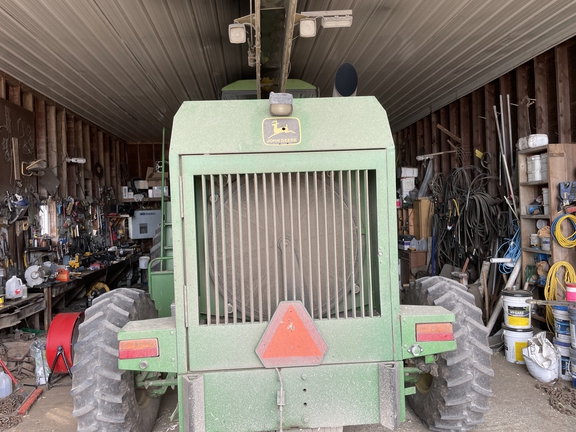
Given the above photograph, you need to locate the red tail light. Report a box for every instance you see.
[119,338,159,359]
[416,323,454,342]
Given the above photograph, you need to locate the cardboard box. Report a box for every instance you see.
[146,167,169,187]
[413,197,433,239]
[397,167,418,178]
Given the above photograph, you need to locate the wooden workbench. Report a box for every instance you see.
[32,254,139,330]
[0,293,46,331]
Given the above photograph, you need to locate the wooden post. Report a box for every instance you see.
[516,63,530,139]
[440,107,449,174]
[92,127,100,198]
[460,95,471,166]
[57,109,68,197]
[423,116,432,156]
[75,120,84,197]
[409,123,417,166]
[104,135,111,189]
[83,124,92,198]
[35,99,47,197]
[431,111,440,175]
[534,53,549,136]
[416,120,424,161]
[98,131,105,188]
[110,139,117,200]
[484,82,498,196]
[449,102,459,167]
[22,92,34,112]
[115,140,122,198]
[0,77,5,99]
[66,113,76,197]
[47,105,57,180]
[8,85,20,105]
[499,74,512,166]
[555,42,571,143]
[471,89,485,170]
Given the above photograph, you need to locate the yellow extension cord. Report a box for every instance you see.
[543,261,576,331]
[553,214,576,248]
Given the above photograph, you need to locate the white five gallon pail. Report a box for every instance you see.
[503,325,533,364]
[553,338,572,381]
[502,289,532,329]
[139,255,151,270]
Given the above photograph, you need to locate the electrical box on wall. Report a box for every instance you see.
[128,210,161,240]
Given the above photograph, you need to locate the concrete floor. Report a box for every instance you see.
[4,350,575,432]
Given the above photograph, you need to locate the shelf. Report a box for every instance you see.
[521,247,551,255]
[520,180,548,186]
[520,214,550,219]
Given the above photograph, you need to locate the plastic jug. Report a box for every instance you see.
[6,276,23,300]
[0,371,11,398]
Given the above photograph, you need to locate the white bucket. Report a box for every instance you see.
[552,306,571,343]
[139,255,151,270]
[553,338,572,381]
[502,289,532,329]
[503,325,533,364]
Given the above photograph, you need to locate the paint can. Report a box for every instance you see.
[553,338,572,381]
[569,306,576,349]
[502,289,532,329]
[502,325,533,364]
[552,306,571,343]
[566,283,576,302]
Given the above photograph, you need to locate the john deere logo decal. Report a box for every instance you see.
[262,118,301,146]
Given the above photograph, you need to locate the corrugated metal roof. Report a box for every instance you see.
[0,0,575,141]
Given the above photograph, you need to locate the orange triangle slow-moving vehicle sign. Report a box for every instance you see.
[256,301,328,368]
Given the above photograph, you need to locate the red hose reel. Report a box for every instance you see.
[46,312,84,377]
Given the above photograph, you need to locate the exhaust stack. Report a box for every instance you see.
[333,63,358,97]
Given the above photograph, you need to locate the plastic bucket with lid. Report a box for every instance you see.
[567,283,576,302]
[503,325,533,364]
[139,255,151,270]
[502,289,532,329]
[569,306,576,349]
[553,338,572,381]
[552,306,571,343]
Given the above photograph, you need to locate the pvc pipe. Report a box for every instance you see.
[486,259,521,333]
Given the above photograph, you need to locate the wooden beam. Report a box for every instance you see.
[516,63,530,139]
[75,120,84,197]
[22,92,33,112]
[460,95,471,166]
[555,42,571,143]
[449,102,459,167]
[115,140,122,197]
[0,76,5,99]
[8,85,20,105]
[440,107,449,174]
[416,120,424,162]
[409,123,417,165]
[57,109,68,197]
[110,139,117,199]
[471,89,485,169]
[98,131,105,188]
[104,135,111,188]
[499,74,512,166]
[92,127,100,198]
[35,99,47,197]
[431,111,440,175]
[534,53,549,135]
[83,124,92,198]
[66,113,76,197]
[484,82,498,196]
[423,116,432,156]
[47,105,57,180]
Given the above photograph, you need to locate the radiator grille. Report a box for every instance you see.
[196,171,378,324]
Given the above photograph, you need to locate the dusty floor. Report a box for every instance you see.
[4,351,575,432]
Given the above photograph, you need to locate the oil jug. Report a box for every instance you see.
[5,276,23,299]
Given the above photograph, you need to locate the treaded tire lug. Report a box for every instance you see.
[71,288,160,432]
[404,276,493,432]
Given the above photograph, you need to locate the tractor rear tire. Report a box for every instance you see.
[403,276,493,431]
[71,288,160,432]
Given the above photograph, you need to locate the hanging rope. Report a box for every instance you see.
[551,213,576,248]
[543,261,576,330]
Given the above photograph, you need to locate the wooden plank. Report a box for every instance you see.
[431,111,440,175]
[75,120,85,197]
[555,42,571,143]
[449,101,459,167]
[416,120,424,162]
[439,107,449,174]
[460,95,471,166]
[46,105,57,179]
[57,108,67,197]
[423,116,432,157]
[0,76,4,99]
[110,139,117,199]
[115,140,122,197]
[409,123,417,166]
[98,131,105,188]
[516,63,530,139]
[471,89,484,169]
[534,53,549,135]
[92,127,100,198]
[83,124,92,198]
[499,74,512,166]
[66,113,76,197]
[35,99,47,197]
[22,92,33,112]
[484,82,498,196]
[8,85,20,105]
[104,135,111,188]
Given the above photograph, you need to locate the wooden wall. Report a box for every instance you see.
[0,72,127,201]
[394,38,576,196]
